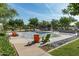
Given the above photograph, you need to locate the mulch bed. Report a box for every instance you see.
[41,44,53,52]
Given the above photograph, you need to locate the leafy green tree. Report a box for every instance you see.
[51,19,59,30]
[39,20,51,31]
[8,19,15,30]
[62,9,69,14]
[15,19,24,31]
[62,3,79,32]
[62,3,79,16]
[0,3,18,31]
[28,18,39,30]
[59,17,76,30]
[0,3,18,18]
[7,19,24,31]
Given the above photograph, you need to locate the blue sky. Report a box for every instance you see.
[9,3,70,24]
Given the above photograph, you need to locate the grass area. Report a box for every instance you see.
[0,33,17,56]
[49,39,79,56]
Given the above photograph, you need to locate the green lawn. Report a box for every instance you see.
[49,39,79,56]
[0,34,17,56]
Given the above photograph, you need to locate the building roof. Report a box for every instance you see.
[70,21,77,26]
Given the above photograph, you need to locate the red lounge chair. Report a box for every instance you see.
[12,31,18,37]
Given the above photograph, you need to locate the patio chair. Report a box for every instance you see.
[41,34,51,45]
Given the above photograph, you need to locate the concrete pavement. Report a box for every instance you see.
[9,37,50,56]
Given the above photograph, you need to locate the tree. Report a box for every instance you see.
[68,16,77,22]
[28,18,39,30]
[0,3,18,30]
[39,20,51,31]
[15,19,24,31]
[51,19,59,30]
[0,3,18,18]
[8,19,15,30]
[7,19,24,31]
[59,17,76,30]
[62,9,68,14]
[62,3,79,16]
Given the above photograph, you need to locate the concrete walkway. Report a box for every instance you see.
[9,37,50,56]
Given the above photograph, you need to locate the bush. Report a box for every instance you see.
[0,33,5,36]
[0,35,17,56]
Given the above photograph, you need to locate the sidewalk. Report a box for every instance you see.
[9,37,50,56]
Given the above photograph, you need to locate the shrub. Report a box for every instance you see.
[0,33,5,36]
[0,35,17,56]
